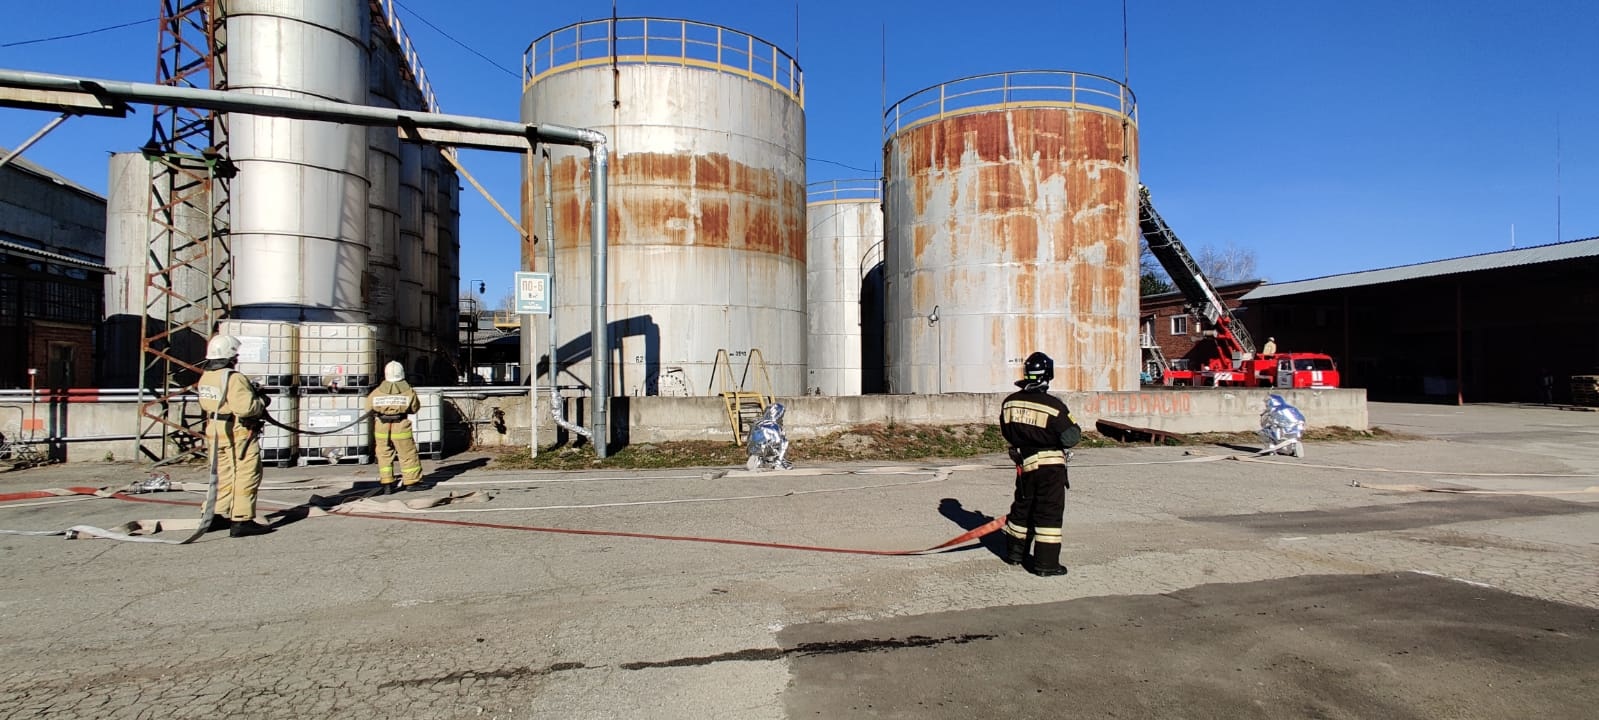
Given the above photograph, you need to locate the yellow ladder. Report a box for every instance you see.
[712,349,773,444]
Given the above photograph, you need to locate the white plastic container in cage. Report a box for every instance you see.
[217,319,298,390]
[296,393,371,465]
[258,392,297,467]
[415,391,442,459]
[297,322,378,391]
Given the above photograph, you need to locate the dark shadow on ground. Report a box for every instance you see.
[937,498,1006,559]
[421,457,490,488]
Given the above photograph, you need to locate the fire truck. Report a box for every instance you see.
[1137,186,1340,389]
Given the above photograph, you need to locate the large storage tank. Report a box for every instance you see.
[523,17,807,397]
[805,179,884,396]
[882,70,1140,393]
[365,17,406,366]
[226,0,371,322]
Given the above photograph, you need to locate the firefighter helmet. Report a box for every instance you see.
[205,335,241,361]
[1023,352,1054,384]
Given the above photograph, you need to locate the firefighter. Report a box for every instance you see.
[197,335,273,538]
[998,352,1081,577]
[1261,337,1278,356]
[368,360,423,493]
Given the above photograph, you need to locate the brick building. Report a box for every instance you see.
[1139,280,1263,381]
[0,150,108,389]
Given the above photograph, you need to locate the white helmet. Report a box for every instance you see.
[384,360,406,383]
[205,335,241,361]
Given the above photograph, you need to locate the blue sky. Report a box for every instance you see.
[2,0,1595,304]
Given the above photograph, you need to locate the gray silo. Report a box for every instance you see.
[805,179,883,396]
[365,17,406,364]
[103,153,212,387]
[882,71,1141,393]
[226,0,371,322]
[523,17,807,397]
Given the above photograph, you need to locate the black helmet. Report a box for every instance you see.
[1023,352,1054,384]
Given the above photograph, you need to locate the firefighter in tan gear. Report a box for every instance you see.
[197,335,274,538]
[998,352,1081,576]
[368,361,423,493]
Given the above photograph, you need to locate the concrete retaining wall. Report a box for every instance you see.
[1,388,1366,463]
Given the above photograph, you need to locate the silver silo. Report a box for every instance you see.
[805,179,883,396]
[365,17,405,363]
[523,18,807,397]
[882,71,1141,393]
[226,0,371,321]
[102,153,212,386]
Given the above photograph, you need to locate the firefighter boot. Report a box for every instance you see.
[206,515,232,533]
[230,520,275,538]
[1029,543,1068,577]
[1004,536,1028,566]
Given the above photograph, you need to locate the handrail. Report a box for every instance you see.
[806,178,881,204]
[884,69,1136,138]
[378,0,441,112]
[523,17,804,108]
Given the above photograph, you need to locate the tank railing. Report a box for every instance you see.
[523,17,803,107]
[883,70,1136,138]
[378,0,441,112]
[807,178,881,204]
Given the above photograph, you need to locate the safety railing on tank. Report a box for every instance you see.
[883,70,1136,138]
[806,178,881,204]
[524,17,804,108]
[377,0,441,112]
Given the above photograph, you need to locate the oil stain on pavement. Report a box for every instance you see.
[779,572,1599,719]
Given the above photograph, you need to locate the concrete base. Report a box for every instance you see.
[0,388,1366,463]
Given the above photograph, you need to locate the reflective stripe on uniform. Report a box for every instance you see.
[1003,521,1030,539]
[375,431,413,440]
[1032,527,1063,544]
[400,465,422,474]
[1020,450,1067,473]
[1002,399,1061,428]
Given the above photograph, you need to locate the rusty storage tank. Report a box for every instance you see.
[805,179,883,396]
[522,17,806,397]
[226,0,370,321]
[882,70,1140,393]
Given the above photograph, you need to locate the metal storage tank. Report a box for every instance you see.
[365,19,406,364]
[523,17,807,397]
[805,179,883,396]
[102,152,213,387]
[226,0,371,322]
[882,70,1140,393]
[395,140,427,363]
[435,170,460,383]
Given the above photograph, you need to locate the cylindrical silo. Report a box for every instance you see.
[226,0,370,322]
[365,21,404,365]
[805,179,883,396]
[395,141,426,363]
[523,17,807,397]
[102,153,213,387]
[882,71,1140,393]
[435,170,461,383]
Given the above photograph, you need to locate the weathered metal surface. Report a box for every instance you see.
[226,0,371,322]
[883,71,1140,393]
[523,19,806,397]
[806,180,883,396]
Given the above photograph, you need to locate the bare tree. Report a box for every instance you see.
[1193,242,1260,285]
[1139,242,1173,296]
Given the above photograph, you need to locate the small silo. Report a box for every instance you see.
[882,71,1140,393]
[805,179,884,396]
[523,17,807,397]
[225,0,371,322]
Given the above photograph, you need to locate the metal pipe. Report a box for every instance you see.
[589,142,610,457]
[0,111,69,170]
[0,69,605,149]
[545,151,590,441]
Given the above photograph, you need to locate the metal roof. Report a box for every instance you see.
[0,146,104,201]
[0,237,110,273]
[1241,236,1599,301]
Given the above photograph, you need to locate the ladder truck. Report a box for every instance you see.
[1137,186,1340,389]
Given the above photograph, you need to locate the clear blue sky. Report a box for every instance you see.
[2,1,1595,304]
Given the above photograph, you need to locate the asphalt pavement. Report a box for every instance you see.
[0,401,1595,719]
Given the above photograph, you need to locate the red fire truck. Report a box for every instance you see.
[1138,186,1340,389]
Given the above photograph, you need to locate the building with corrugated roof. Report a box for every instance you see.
[1238,238,1599,404]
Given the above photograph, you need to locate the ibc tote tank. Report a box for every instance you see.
[522,17,807,397]
[882,71,1141,393]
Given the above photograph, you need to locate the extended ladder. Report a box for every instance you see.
[712,349,773,444]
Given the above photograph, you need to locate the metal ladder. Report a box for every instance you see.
[712,349,773,444]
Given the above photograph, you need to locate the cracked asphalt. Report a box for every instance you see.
[1,402,1596,719]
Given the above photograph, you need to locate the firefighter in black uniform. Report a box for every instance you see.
[998,352,1081,576]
